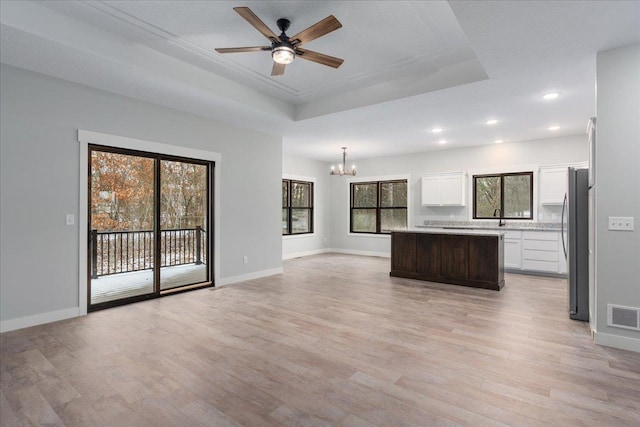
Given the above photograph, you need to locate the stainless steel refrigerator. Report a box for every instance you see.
[562,167,589,321]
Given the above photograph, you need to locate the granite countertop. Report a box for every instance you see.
[416,220,562,232]
[397,228,505,237]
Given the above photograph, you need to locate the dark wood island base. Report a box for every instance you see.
[390,229,505,291]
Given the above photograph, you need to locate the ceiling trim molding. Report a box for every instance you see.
[83,1,300,96]
[80,1,464,103]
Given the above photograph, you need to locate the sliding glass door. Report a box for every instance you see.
[89,150,156,305]
[88,145,213,310]
[159,160,208,290]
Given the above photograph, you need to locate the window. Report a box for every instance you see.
[282,179,313,235]
[350,180,407,234]
[473,172,533,220]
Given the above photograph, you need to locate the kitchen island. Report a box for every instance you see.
[390,228,505,291]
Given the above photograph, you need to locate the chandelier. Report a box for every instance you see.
[330,147,356,176]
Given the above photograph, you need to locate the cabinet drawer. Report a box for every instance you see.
[522,231,558,241]
[523,249,558,262]
[522,259,559,272]
[504,230,522,239]
[522,239,558,251]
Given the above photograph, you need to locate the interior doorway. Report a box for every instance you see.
[88,145,213,310]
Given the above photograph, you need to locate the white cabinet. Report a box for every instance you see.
[504,230,522,269]
[539,166,568,205]
[539,162,588,205]
[521,231,560,273]
[498,230,566,274]
[421,176,440,205]
[421,172,466,206]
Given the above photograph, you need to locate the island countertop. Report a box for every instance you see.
[395,227,506,237]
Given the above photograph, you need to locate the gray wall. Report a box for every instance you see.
[595,44,640,348]
[0,64,282,324]
[282,154,330,258]
[328,135,587,255]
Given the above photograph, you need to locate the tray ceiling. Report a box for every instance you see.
[1,1,639,161]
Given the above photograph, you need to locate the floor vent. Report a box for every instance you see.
[607,304,640,331]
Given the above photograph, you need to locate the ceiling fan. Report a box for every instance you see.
[215,7,344,76]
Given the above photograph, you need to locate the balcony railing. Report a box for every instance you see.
[90,227,206,278]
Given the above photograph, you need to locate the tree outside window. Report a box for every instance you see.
[351,180,407,234]
[282,180,313,235]
[474,172,533,220]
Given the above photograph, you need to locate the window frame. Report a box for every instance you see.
[349,179,408,235]
[282,178,314,236]
[472,171,534,220]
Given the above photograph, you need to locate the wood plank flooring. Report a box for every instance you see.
[1,253,639,426]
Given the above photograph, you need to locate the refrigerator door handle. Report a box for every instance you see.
[561,193,567,260]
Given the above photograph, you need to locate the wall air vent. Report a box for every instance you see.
[607,304,640,331]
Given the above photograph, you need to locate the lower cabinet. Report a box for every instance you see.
[440,235,468,280]
[468,236,501,283]
[416,233,440,276]
[391,232,416,273]
[522,231,560,273]
[504,230,522,269]
[504,230,565,275]
[391,231,504,291]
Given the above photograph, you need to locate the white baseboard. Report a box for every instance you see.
[282,248,330,260]
[217,267,284,287]
[327,248,391,258]
[0,307,82,333]
[594,330,640,353]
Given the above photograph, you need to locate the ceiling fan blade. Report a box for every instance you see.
[215,46,271,54]
[233,7,279,42]
[296,48,344,69]
[271,62,286,76]
[289,15,342,46]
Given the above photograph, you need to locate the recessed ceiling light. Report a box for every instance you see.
[548,125,560,131]
[431,127,443,133]
[486,119,498,125]
[494,140,503,144]
[438,140,447,145]
[543,92,559,100]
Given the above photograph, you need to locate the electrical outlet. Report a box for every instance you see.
[243,256,248,264]
[608,216,634,231]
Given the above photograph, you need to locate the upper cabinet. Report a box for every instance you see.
[421,172,466,206]
[539,162,588,205]
[539,166,568,205]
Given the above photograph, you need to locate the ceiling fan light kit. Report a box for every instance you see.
[272,45,295,64]
[215,7,344,76]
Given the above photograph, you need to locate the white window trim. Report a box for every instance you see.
[77,129,221,315]
[282,174,317,238]
[467,164,539,222]
[346,174,411,238]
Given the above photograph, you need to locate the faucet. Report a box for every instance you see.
[493,208,506,227]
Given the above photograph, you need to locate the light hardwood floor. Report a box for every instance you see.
[1,253,639,426]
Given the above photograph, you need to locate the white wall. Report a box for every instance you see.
[328,135,587,256]
[594,44,640,352]
[0,64,283,329]
[282,154,330,259]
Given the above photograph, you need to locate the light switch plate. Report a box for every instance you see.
[66,214,75,226]
[608,216,634,231]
